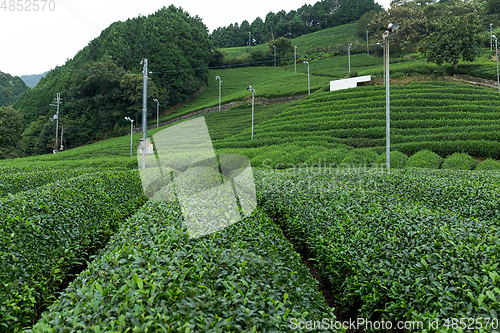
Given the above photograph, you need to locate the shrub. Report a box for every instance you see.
[441,152,477,170]
[406,149,443,169]
[339,148,379,168]
[306,146,351,167]
[374,150,409,169]
[476,158,500,171]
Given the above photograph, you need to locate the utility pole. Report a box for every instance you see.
[491,23,493,51]
[215,76,222,111]
[348,43,352,75]
[273,45,276,67]
[125,117,134,157]
[383,40,386,86]
[50,93,62,152]
[153,98,159,128]
[294,46,297,74]
[493,35,499,93]
[367,31,369,54]
[249,31,251,46]
[140,58,148,169]
[60,127,64,151]
[247,86,255,140]
[304,61,310,95]
[384,23,399,172]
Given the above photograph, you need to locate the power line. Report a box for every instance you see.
[57,0,101,35]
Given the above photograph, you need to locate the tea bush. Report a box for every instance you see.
[0,171,145,332]
[406,149,443,169]
[441,152,477,170]
[32,201,336,332]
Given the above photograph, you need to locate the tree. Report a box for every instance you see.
[250,17,265,45]
[369,0,437,53]
[418,0,483,69]
[269,37,295,65]
[356,10,379,38]
[0,72,29,106]
[485,0,500,14]
[0,106,23,159]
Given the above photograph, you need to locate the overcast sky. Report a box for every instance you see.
[0,0,389,77]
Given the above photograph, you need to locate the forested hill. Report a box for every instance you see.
[14,5,220,156]
[0,71,29,106]
[210,0,382,48]
[20,71,49,88]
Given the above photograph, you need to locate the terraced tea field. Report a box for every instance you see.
[212,81,500,169]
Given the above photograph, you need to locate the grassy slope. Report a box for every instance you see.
[221,22,362,60]
[157,65,335,125]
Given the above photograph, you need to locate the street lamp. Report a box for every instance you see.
[273,45,277,67]
[215,76,222,111]
[348,43,352,75]
[304,61,310,95]
[367,31,369,54]
[247,86,256,140]
[124,116,134,157]
[153,98,159,128]
[295,46,297,74]
[140,58,148,169]
[383,22,399,172]
[493,35,499,93]
[491,23,493,51]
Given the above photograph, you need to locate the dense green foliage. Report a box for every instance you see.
[369,0,485,55]
[32,201,334,332]
[0,170,145,331]
[14,5,216,154]
[210,0,382,48]
[0,106,23,159]
[406,149,443,169]
[220,22,363,62]
[374,150,409,169]
[441,152,478,170]
[477,158,500,171]
[257,168,500,330]
[0,71,29,106]
[339,148,378,167]
[418,0,483,69]
[0,167,93,197]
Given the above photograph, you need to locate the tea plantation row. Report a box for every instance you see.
[256,168,500,332]
[30,201,335,332]
[0,167,97,198]
[0,170,145,332]
[211,81,500,159]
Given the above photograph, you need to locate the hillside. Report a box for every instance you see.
[12,5,217,155]
[0,71,29,106]
[213,81,500,162]
[221,22,363,61]
[20,71,48,88]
